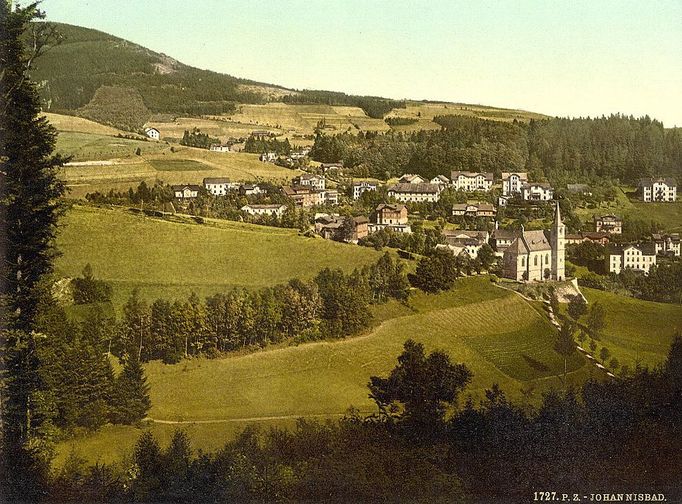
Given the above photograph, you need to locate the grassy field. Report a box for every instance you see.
[55,205,383,308]
[43,112,128,136]
[580,288,682,369]
[574,187,682,232]
[55,276,585,466]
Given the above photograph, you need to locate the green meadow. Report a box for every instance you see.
[580,287,682,369]
[55,205,383,308]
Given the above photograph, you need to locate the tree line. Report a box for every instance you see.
[243,136,292,154]
[113,253,410,364]
[282,90,406,118]
[179,128,220,149]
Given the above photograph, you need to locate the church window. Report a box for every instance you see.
[521,257,525,267]
[534,256,538,266]
[546,254,549,263]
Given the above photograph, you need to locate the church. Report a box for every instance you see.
[502,202,565,282]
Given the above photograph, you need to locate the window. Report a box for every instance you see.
[534,256,538,266]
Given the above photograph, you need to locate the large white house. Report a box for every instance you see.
[606,243,657,274]
[294,174,326,191]
[352,181,379,200]
[503,202,565,282]
[203,177,238,196]
[438,230,490,259]
[209,144,231,153]
[387,183,442,203]
[450,171,494,192]
[501,172,528,196]
[521,182,554,201]
[638,177,677,202]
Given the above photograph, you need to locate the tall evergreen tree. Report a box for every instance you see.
[112,352,151,424]
[1,3,66,499]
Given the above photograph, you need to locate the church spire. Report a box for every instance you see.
[554,200,562,226]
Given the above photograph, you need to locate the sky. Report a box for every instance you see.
[39,0,682,126]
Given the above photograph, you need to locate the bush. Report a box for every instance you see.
[71,264,112,304]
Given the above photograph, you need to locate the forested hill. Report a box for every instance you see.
[311,114,682,185]
[28,23,406,127]
[29,23,282,117]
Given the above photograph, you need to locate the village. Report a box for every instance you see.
[163,149,679,283]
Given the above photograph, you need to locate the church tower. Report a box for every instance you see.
[550,201,565,280]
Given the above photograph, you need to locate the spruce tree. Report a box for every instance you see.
[112,352,151,424]
[1,3,66,498]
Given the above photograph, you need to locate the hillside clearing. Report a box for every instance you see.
[55,205,383,308]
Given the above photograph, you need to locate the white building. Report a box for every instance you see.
[652,233,680,256]
[239,184,265,196]
[638,177,677,202]
[323,189,339,205]
[450,171,494,192]
[606,243,657,274]
[259,152,278,162]
[398,174,427,184]
[501,172,528,196]
[439,230,490,259]
[521,182,554,201]
[241,204,287,218]
[430,175,450,186]
[352,181,379,200]
[294,174,326,191]
[203,177,238,196]
[388,183,442,203]
[594,214,622,234]
[172,184,201,199]
[209,144,231,153]
[144,127,160,140]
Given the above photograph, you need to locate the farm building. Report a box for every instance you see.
[144,127,160,140]
[172,184,201,199]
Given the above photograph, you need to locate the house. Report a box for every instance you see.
[565,232,611,246]
[209,143,231,153]
[323,189,339,206]
[352,181,379,200]
[387,183,442,203]
[652,233,681,256]
[282,185,324,207]
[315,214,369,242]
[320,162,343,174]
[638,177,677,202]
[501,172,529,196]
[144,127,160,140]
[251,130,273,137]
[398,173,427,184]
[502,202,565,282]
[241,204,287,218]
[439,230,490,259]
[203,177,238,196]
[430,175,450,186]
[450,171,494,192]
[294,174,325,191]
[172,184,201,200]
[290,147,311,160]
[567,183,592,196]
[521,182,554,201]
[452,202,496,218]
[239,184,265,196]
[259,152,278,163]
[369,204,411,234]
[490,225,519,257]
[594,214,622,234]
[606,243,657,274]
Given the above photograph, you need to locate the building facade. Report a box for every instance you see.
[450,171,494,192]
[387,183,442,203]
[594,214,622,234]
[638,177,677,202]
[606,243,657,274]
[241,204,287,218]
[352,181,379,200]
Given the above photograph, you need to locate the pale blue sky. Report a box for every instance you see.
[39,0,682,126]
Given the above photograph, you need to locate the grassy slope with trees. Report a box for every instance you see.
[55,276,588,466]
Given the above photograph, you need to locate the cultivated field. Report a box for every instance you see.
[55,205,383,308]
[55,277,584,466]
[43,112,128,136]
[580,288,682,369]
[56,132,299,198]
